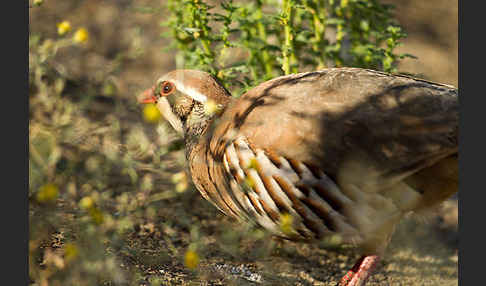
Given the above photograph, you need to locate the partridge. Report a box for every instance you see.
[138,68,458,286]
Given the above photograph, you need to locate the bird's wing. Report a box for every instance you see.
[205,68,457,253]
[210,68,458,194]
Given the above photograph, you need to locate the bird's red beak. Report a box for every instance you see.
[137,87,157,104]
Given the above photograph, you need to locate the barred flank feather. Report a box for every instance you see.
[220,137,364,243]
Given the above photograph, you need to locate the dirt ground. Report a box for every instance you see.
[29,0,458,285]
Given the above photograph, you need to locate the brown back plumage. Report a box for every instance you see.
[210,68,457,192]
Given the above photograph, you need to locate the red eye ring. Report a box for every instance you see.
[161,81,174,96]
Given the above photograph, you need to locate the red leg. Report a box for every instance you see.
[339,256,365,286]
[339,255,380,286]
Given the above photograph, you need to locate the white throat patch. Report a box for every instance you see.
[156,97,183,134]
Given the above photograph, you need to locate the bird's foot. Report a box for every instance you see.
[339,255,380,286]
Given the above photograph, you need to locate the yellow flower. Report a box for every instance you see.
[172,171,189,193]
[64,243,79,262]
[175,181,189,193]
[57,21,72,36]
[336,8,342,17]
[320,234,343,248]
[243,177,255,189]
[184,250,199,269]
[88,207,104,225]
[79,196,94,210]
[279,213,294,235]
[33,0,43,6]
[36,183,59,203]
[246,158,258,170]
[171,171,187,184]
[143,103,161,123]
[204,99,222,116]
[217,70,224,79]
[73,28,89,44]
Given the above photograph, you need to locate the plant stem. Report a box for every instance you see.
[281,0,295,75]
[201,38,213,58]
[311,0,327,69]
[255,1,273,79]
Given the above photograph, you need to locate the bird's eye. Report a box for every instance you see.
[161,81,174,95]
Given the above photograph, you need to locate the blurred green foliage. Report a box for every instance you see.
[163,0,415,95]
[29,18,192,285]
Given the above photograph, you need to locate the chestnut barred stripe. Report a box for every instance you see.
[273,174,329,238]
[257,170,289,213]
[219,137,358,239]
[224,139,280,232]
[224,143,246,183]
[287,158,304,179]
[254,150,293,213]
[314,185,346,213]
[222,156,254,221]
[234,140,282,221]
[265,151,283,168]
[302,189,356,234]
[207,148,247,220]
[247,192,264,216]
[225,144,279,225]
[277,157,301,183]
[304,162,324,179]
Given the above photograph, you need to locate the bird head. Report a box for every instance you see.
[138,70,232,137]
